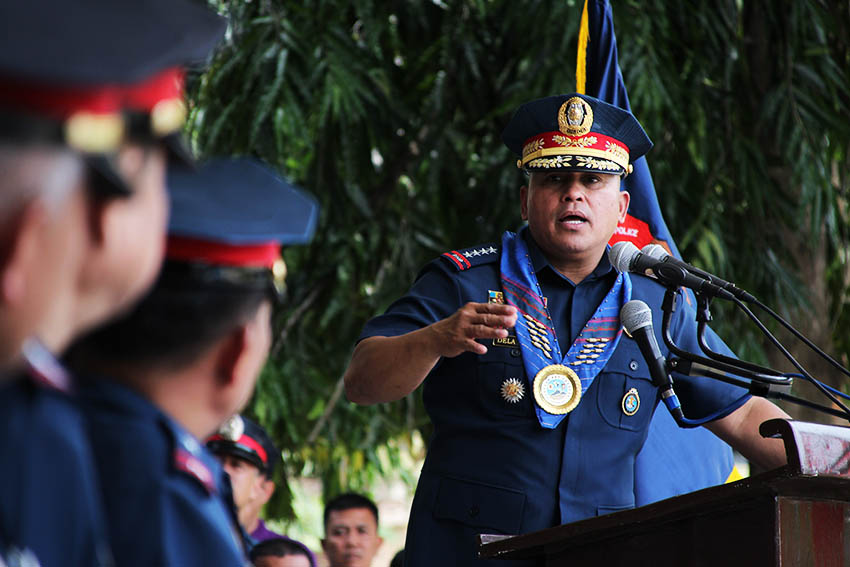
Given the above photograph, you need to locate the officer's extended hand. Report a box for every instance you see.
[427,302,518,358]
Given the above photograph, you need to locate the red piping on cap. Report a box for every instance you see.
[167,236,279,268]
[208,434,268,465]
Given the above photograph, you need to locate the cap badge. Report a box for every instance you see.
[558,96,594,137]
[151,97,187,137]
[622,387,640,416]
[272,257,288,295]
[217,414,244,442]
[65,112,125,154]
[500,377,525,403]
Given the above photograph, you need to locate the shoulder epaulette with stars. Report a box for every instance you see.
[440,244,500,271]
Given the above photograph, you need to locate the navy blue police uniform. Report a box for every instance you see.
[0,3,224,566]
[357,94,752,567]
[81,379,250,566]
[0,342,111,567]
[77,157,318,566]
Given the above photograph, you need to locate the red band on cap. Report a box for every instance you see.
[0,67,184,119]
[522,131,630,154]
[167,236,279,268]
[120,68,184,112]
[208,434,268,465]
[0,80,121,118]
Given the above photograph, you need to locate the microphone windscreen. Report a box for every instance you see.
[641,243,667,261]
[608,241,640,273]
[620,299,652,333]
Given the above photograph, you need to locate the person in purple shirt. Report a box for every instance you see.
[207,414,287,543]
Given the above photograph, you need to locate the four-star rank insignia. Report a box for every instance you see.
[500,378,525,404]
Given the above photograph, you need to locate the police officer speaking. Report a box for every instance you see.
[343,93,791,566]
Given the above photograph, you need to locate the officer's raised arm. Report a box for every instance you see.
[344,302,517,405]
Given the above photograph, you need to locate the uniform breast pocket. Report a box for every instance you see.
[595,340,658,432]
[476,342,532,418]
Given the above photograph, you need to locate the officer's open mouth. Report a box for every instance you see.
[559,213,587,225]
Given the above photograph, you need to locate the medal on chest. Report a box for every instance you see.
[532,364,581,414]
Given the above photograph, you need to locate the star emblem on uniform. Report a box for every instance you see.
[487,246,497,254]
[500,378,525,404]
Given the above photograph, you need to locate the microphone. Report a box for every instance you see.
[609,242,737,302]
[641,244,755,303]
[620,299,684,421]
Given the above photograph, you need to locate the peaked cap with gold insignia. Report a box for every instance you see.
[501,93,652,176]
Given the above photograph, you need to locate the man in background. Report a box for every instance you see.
[250,537,317,567]
[207,414,286,541]
[322,493,384,567]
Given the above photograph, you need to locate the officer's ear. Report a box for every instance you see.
[0,200,47,305]
[520,184,530,221]
[214,324,251,387]
[617,189,630,223]
[259,477,275,504]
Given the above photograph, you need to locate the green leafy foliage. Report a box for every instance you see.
[187,0,850,519]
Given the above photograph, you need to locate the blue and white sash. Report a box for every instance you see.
[500,228,631,428]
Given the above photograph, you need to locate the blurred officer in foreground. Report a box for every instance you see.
[250,537,318,567]
[207,415,286,541]
[67,158,318,566]
[0,2,224,565]
[322,493,383,567]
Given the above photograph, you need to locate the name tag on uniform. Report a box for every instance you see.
[493,336,518,347]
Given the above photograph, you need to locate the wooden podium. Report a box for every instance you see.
[478,420,850,566]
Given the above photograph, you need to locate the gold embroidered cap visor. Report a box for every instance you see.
[501,93,653,176]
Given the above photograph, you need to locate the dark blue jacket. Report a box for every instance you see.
[80,379,249,567]
[360,240,750,567]
[0,348,112,567]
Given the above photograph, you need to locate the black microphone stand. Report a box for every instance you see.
[657,288,850,423]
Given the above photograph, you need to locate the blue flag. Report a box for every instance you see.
[578,0,737,504]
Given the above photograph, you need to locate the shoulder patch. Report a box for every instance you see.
[174,448,217,495]
[440,244,500,271]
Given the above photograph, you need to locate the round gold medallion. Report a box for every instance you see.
[557,96,594,137]
[533,364,582,415]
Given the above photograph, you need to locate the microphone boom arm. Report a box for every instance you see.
[693,296,790,381]
[660,289,850,422]
[660,289,793,386]
[668,356,850,421]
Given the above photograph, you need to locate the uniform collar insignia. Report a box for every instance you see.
[174,448,217,495]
